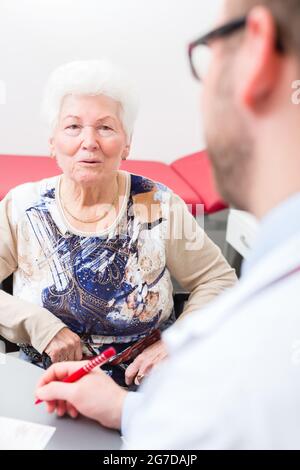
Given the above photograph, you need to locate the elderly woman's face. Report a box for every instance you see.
[50,94,129,184]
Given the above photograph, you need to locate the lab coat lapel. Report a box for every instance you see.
[165,232,300,351]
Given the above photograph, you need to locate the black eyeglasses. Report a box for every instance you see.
[188,16,284,81]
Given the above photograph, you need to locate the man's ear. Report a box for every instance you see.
[236,6,282,110]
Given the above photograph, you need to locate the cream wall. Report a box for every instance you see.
[0,0,222,162]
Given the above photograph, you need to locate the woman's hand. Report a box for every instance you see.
[125,339,168,386]
[35,361,127,430]
[44,327,83,363]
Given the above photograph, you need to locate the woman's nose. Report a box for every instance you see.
[81,126,100,151]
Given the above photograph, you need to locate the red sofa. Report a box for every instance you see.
[171,150,227,214]
[0,152,226,214]
[0,154,61,201]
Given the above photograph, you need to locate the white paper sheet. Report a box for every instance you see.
[0,416,56,450]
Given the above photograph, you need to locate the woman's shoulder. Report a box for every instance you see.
[7,175,60,210]
[127,171,173,200]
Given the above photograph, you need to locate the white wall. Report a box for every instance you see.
[0,0,221,163]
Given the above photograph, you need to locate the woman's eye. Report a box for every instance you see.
[64,124,81,135]
[97,125,115,136]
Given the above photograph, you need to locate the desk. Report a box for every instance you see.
[0,354,122,450]
[226,209,259,259]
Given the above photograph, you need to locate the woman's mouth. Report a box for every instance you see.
[78,160,102,165]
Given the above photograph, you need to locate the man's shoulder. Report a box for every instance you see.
[165,256,300,361]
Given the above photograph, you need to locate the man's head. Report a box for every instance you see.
[199,0,300,217]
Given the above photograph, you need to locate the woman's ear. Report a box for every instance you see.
[122,139,131,160]
[49,137,56,158]
[122,149,129,160]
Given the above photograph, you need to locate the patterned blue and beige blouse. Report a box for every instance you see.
[0,171,236,358]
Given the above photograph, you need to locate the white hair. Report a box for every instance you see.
[42,59,139,140]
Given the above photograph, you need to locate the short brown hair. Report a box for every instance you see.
[228,0,300,54]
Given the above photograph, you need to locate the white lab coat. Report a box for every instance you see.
[123,232,300,449]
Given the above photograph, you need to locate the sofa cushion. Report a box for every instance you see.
[171,151,227,214]
[0,154,60,200]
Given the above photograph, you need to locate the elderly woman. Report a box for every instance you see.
[0,60,236,387]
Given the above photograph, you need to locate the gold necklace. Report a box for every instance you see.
[62,177,120,224]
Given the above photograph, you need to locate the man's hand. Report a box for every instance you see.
[44,327,82,363]
[35,361,127,429]
[125,339,168,386]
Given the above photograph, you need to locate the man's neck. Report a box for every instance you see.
[247,120,300,219]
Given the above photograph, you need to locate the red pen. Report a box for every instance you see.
[35,346,116,405]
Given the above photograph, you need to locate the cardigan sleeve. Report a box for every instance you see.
[0,192,65,353]
[166,193,237,320]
